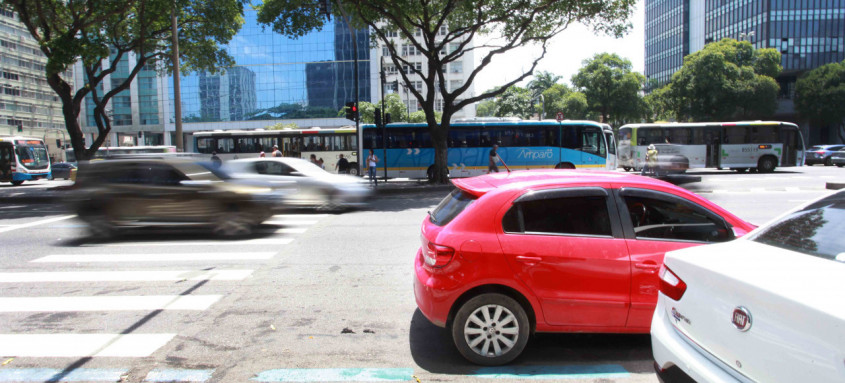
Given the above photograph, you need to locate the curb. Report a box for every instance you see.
[826,182,845,190]
[374,183,453,195]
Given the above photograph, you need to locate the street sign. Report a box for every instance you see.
[555,112,564,122]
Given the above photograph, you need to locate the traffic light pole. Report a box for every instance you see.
[380,56,387,180]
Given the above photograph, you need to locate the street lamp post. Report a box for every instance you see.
[380,56,387,180]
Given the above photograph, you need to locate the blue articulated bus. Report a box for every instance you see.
[362,119,617,180]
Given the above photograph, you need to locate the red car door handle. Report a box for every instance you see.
[635,262,660,270]
[515,256,542,264]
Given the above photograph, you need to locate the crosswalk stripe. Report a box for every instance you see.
[0,295,222,312]
[252,368,414,382]
[0,334,176,357]
[145,369,214,382]
[0,368,127,382]
[0,270,253,283]
[0,215,75,234]
[92,238,294,247]
[32,252,276,263]
[271,228,308,234]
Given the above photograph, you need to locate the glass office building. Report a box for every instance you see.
[77,8,371,147]
[644,0,845,142]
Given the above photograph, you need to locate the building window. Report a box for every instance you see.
[0,8,14,18]
[450,61,463,74]
[3,87,20,96]
[382,46,391,57]
[2,71,18,81]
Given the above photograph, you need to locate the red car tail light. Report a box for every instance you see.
[659,264,687,301]
[421,235,455,268]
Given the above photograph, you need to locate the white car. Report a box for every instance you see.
[651,189,845,383]
[222,157,371,211]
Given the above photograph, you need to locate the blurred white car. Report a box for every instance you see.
[651,189,845,383]
[222,157,371,211]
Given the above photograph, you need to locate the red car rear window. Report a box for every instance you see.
[429,188,476,227]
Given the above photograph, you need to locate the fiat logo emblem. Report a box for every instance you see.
[732,307,752,332]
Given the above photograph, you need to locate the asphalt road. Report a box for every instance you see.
[0,166,841,383]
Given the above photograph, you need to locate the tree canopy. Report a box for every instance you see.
[657,39,781,122]
[571,52,646,125]
[2,0,251,159]
[795,60,845,141]
[258,0,636,182]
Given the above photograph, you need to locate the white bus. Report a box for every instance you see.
[618,121,805,173]
[0,136,52,185]
[193,128,359,175]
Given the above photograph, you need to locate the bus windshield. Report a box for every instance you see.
[16,143,50,169]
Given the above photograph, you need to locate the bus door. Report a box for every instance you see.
[604,130,617,170]
[779,128,800,166]
[704,127,721,168]
[281,136,301,158]
[0,142,12,181]
[580,126,607,168]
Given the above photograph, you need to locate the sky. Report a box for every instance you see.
[474,0,645,93]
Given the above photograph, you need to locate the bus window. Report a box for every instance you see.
[237,137,257,153]
[750,125,778,144]
[723,126,748,144]
[581,127,606,157]
[483,127,516,147]
[449,127,480,147]
[197,138,214,154]
[363,129,382,149]
[618,127,631,143]
[562,126,580,149]
[258,137,276,152]
[666,128,691,144]
[303,136,323,151]
[605,132,616,155]
[639,127,664,145]
[217,138,235,153]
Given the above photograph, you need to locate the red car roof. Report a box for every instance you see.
[451,169,675,197]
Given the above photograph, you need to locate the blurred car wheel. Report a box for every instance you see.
[213,209,256,238]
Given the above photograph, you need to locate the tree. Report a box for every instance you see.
[571,52,645,125]
[661,38,781,121]
[1,0,250,160]
[795,60,845,142]
[495,87,534,119]
[527,71,562,96]
[337,93,410,123]
[258,0,636,183]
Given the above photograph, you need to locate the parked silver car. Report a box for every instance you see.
[805,144,845,166]
[831,148,845,167]
[222,157,371,211]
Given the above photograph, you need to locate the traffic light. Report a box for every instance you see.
[345,102,358,121]
[374,107,382,127]
[385,113,392,125]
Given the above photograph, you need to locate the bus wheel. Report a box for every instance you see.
[10,181,23,186]
[622,167,631,172]
[554,162,575,169]
[348,163,359,176]
[757,156,777,173]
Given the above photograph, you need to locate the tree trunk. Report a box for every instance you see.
[430,126,449,184]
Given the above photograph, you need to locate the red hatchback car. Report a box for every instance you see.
[414,170,754,365]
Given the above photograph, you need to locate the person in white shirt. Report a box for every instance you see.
[367,149,379,186]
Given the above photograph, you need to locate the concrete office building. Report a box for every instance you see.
[0,7,72,161]
[371,24,476,120]
[645,0,845,143]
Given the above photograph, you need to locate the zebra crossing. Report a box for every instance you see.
[0,213,326,380]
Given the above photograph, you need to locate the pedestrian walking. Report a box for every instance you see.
[335,154,350,174]
[272,145,282,157]
[310,154,318,165]
[488,144,501,173]
[642,144,658,176]
[367,149,379,186]
[211,151,222,168]
[318,158,325,170]
[259,150,266,158]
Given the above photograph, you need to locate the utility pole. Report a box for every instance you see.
[171,8,184,152]
[380,56,387,180]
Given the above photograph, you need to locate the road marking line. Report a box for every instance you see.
[93,238,294,247]
[251,368,414,382]
[270,214,329,219]
[264,220,319,226]
[0,215,75,234]
[0,295,222,312]
[0,334,175,357]
[0,368,127,382]
[145,369,215,382]
[0,270,253,283]
[271,228,308,234]
[33,252,277,263]
[471,365,630,380]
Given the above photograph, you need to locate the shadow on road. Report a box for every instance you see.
[409,309,653,374]
[57,222,289,247]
